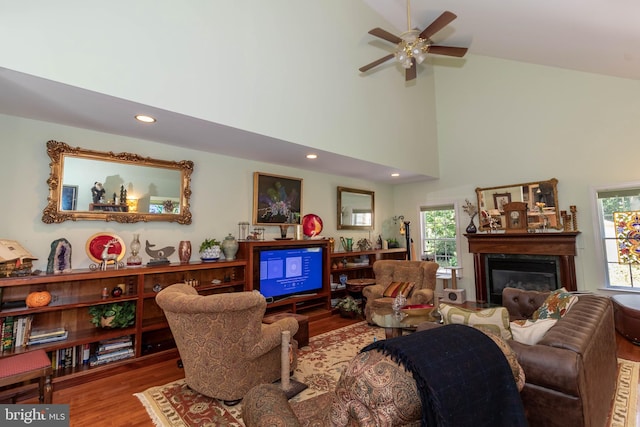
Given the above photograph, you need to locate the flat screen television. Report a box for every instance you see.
[257,246,324,301]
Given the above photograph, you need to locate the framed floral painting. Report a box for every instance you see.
[253,172,302,225]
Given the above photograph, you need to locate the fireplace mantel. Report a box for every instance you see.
[466,232,580,303]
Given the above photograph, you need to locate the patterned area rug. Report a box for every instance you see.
[611,358,639,427]
[134,321,383,426]
[135,322,639,427]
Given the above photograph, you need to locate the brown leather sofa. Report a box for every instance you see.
[501,287,617,427]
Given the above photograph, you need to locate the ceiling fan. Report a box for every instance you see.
[359,0,468,81]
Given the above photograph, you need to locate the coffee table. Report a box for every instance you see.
[371,305,440,339]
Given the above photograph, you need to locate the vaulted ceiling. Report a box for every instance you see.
[1,1,638,184]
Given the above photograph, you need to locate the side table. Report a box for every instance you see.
[346,278,375,315]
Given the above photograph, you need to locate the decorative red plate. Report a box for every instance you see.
[302,214,323,237]
[85,233,126,263]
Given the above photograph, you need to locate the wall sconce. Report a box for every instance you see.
[126,198,138,213]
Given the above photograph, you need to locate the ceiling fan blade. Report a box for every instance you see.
[419,11,457,40]
[368,27,403,44]
[405,58,417,81]
[359,54,395,73]
[428,45,468,57]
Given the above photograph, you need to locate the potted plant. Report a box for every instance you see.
[387,238,400,249]
[89,302,136,329]
[199,238,221,261]
[336,296,362,318]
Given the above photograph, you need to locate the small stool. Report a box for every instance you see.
[263,313,309,347]
[0,350,53,403]
[612,294,640,345]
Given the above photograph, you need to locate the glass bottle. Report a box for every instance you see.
[127,234,142,267]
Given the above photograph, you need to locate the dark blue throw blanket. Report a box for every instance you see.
[361,324,527,427]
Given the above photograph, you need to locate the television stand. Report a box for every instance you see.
[237,239,332,319]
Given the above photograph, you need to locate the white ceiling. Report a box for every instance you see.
[1,0,638,184]
[364,0,640,81]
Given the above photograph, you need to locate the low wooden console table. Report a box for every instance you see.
[466,232,580,304]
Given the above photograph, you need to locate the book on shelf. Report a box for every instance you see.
[97,336,133,352]
[28,330,68,345]
[1,316,14,351]
[89,350,134,367]
[29,326,67,340]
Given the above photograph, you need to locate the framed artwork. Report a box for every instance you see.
[493,192,512,212]
[61,185,78,211]
[253,172,302,225]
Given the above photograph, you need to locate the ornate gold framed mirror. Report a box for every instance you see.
[337,187,374,230]
[475,178,560,232]
[42,140,193,224]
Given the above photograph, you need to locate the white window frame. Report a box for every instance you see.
[592,181,640,289]
[418,201,463,277]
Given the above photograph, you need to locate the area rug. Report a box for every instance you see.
[135,323,639,427]
[611,358,639,427]
[134,321,384,426]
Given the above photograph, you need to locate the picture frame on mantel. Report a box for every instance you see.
[253,172,303,225]
[493,192,511,212]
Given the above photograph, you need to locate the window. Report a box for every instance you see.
[596,186,640,288]
[420,204,458,268]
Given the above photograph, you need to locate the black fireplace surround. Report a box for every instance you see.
[486,254,561,305]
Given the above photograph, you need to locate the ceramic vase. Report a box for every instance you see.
[465,216,477,234]
[221,234,239,261]
[178,240,191,263]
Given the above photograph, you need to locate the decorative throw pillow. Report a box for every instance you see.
[439,303,512,340]
[532,287,578,320]
[510,318,557,345]
[382,281,415,298]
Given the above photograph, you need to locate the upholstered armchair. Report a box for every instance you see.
[363,260,439,323]
[155,284,299,404]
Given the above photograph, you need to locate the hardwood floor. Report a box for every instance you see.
[16,316,640,426]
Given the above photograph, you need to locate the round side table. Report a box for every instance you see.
[345,278,376,316]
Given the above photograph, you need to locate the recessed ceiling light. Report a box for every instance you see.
[135,114,156,123]
[391,173,400,177]
[306,154,318,159]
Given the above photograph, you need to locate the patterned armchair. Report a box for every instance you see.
[363,260,439,323]
[243,327,525,426]
[155,284,299,404]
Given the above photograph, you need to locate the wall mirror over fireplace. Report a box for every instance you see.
[337,187,374,230]
[475,178,560,232]
[42,140,193,224]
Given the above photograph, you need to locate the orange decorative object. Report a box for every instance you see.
[26,291,52,308]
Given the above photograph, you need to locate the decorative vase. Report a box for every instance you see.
[200,246,221,261]
[466,215,477,234]
[178,240,191,263]
[221,234,239,261]
[279,224,289,238]
[127,234,142,267]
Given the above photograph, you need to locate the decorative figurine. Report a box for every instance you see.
[145,240,174,265]
[91,182,105,203]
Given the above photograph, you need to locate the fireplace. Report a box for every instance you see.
[486,254,561,305]
[466,232,579,304]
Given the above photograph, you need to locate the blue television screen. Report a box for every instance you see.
[258,246,324,299]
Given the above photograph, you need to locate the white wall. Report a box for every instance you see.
[0,0,440,178]
[0,114,395,270]
[394,55,640,299]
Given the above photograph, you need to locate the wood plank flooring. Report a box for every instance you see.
[17,316,640,426]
